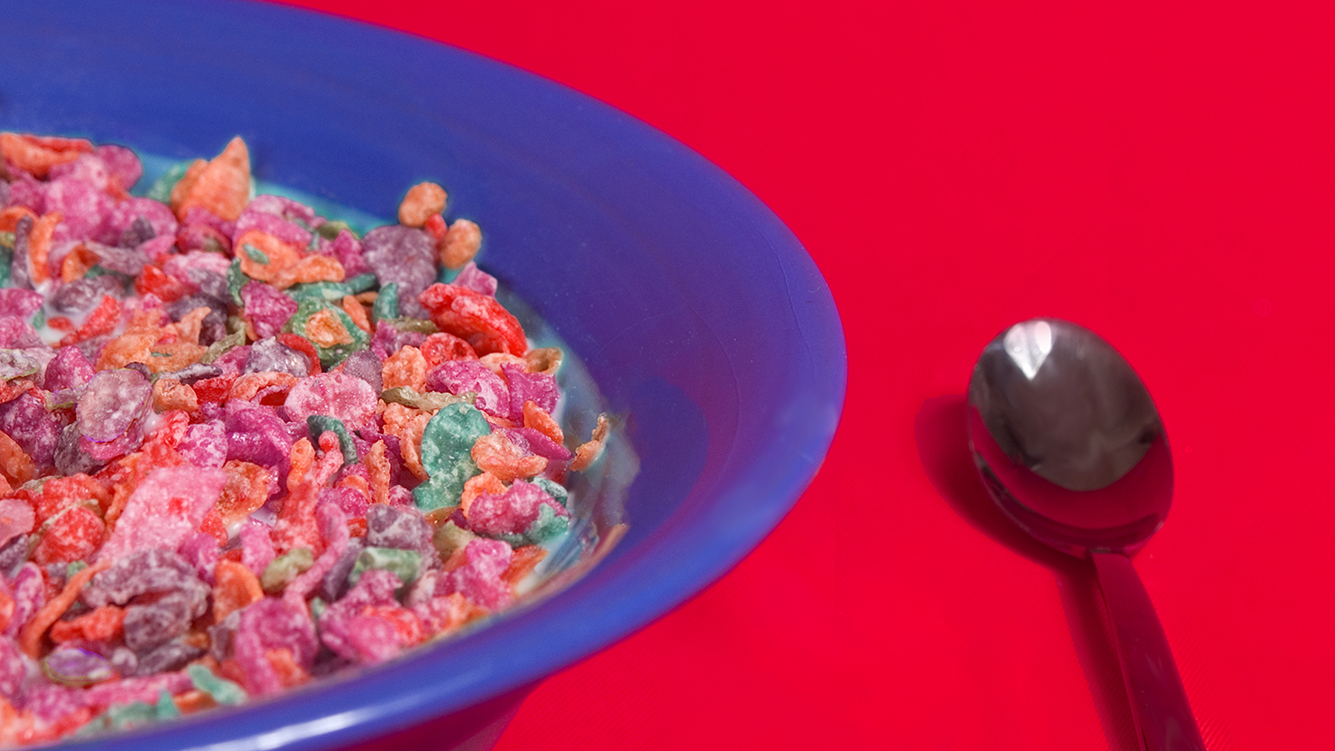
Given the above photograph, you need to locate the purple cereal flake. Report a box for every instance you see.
[361,225,436,317]
[437,538,514,611]
[55,423,102,476]
[501,364,558,421]
[319,538,365,603]
[94,144,143,190]
[5,564,46,638]
[4,175,45,214]
[77,369,151,443]
[176,223,232,255]
[48,276,123,317]
[124,592,197,652]
[225,403,293,481]
[99,197,178,247]
[176,420,227,469]
[0,289,43,319]
[0,349,39,382]
[427,360,509,418]
[240,521,277,577]
[244,337,307,377]
[467,480,568,539]
[241,281,298,341]
[119,215,156,249]
[234,204,312,249]
[88,240,150,277]
[135,639,205,677]
[366,504,439,573]
[0,392,60,466]
[0,636,26,701]
[320,229,370,277]
[164,249,231,283]
[46,177,112,242]
[96,467,226,562]
[83,548,210,611]
[178,532,220,586]
[337,350,383,393]
[453,262,498,297]
[283,371,378,429]
[166,362,223,385]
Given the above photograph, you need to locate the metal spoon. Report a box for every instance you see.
[966,318,1205,751]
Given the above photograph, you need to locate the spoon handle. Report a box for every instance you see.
[1091,551,1206,751]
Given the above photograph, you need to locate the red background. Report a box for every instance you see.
[273,1,1335,748]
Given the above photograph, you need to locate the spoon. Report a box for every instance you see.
[966,318,1205,751]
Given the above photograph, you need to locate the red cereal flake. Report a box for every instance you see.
[420,332,478,368]
[0,206,38,233]
[49,605,125,644]
[193,373,240,404]
[278,333,322,374]
[360,605,425,647]
[134,264,192,303]
[419,283,527,356]
[32,507,105,565]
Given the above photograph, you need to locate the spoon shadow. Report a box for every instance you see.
[915,394,1139,751]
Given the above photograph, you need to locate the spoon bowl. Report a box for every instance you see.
[967,318,1205,751]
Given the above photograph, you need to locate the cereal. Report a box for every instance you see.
[0,133,614,744]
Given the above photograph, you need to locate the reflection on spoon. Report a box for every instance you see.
[967,318,1205,751]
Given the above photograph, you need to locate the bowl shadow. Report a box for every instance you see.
[914,394,1139,751]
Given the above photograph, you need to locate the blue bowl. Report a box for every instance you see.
[0,2,846,749]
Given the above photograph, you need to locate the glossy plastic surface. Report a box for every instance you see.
[0,2,846,749]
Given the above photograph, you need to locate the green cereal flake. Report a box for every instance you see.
[145,161,190,203]
[420,403,491,478]
[310,596,328,621]
[241,243,269,265]
[0,248,10,288]
[261,547,315,594]
[307,414,357,465]
[348,546,421,592]
[317,220,354,240]
[412,472,468,513]
[226,257,246,306]
[202,330,245,364]
[187,664,247,706]
[500,503,569,547]
[372,282,399,323]
[284,299,369,368]
[532,477,569,508]
[432,520,476,560]
[388,317,438,334]
[381,386,472,413]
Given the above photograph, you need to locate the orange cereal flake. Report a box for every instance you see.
[471,432,546,484]
[152,378,199,414]
[0,206,37,233]
[381,345,427,391]
[217,460,276,526]
[0,432,35,487]
[522,401,564,444]
[398,182,447,228]
[460,471,505,519]
[439,218,481,269]
[213,559,265,623]
[570,413,611,472]
[304,309,354,348]
[49,605,125,644]
[0,133,92,178]
[171,136,251,221]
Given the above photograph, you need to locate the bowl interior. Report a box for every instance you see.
[0,1,846,749]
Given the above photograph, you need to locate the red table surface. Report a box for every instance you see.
[274,1,1335,748]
